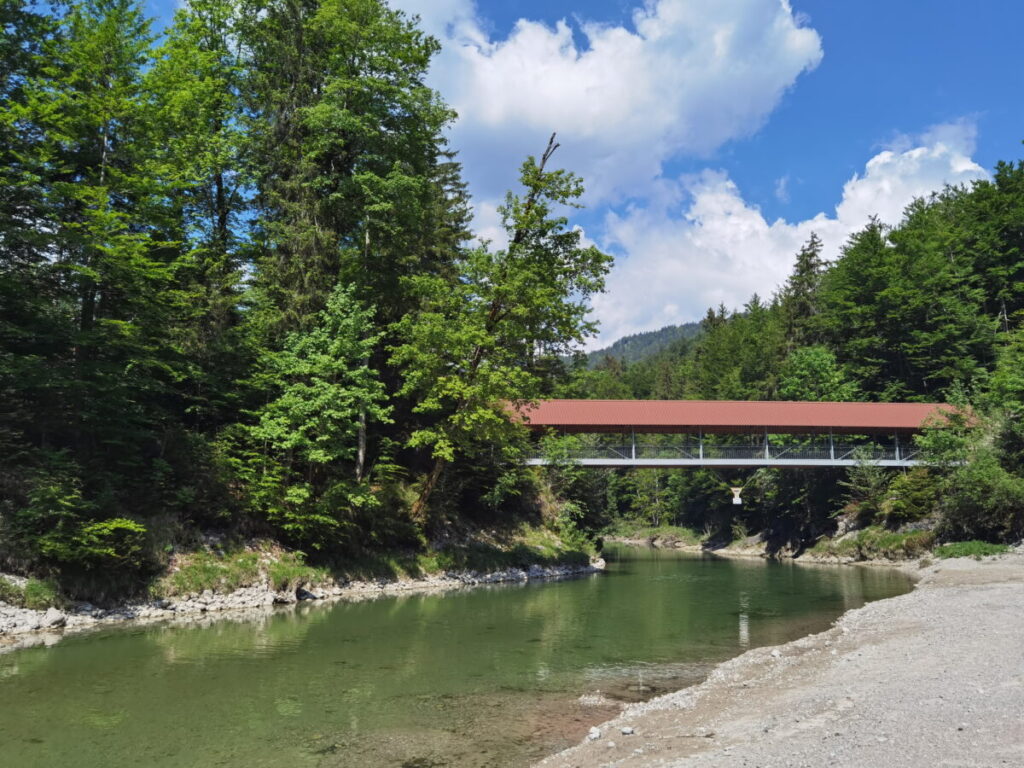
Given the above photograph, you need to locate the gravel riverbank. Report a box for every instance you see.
[536,552,1024,768]
[0,560,603,652]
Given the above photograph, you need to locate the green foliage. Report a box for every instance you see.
[4,0,1024,600]
[879,469,939,528]
[917,400,1024,541]
[839,454,892,524]
[3,453,151,583]
[778,345,859,401]
[934,541,1011,559]
[811,527,936,560]
[562,160,1024,552]
[231,282,390,550]
[0,0,582,596]
[392,137,612,521]
[585,322,701,368]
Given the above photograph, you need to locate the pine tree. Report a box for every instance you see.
[779,232,824,348]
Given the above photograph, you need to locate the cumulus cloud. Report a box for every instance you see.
[394,0,823,203]
[588,123,988,348]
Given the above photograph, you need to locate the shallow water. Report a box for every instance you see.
[0,547,911,767]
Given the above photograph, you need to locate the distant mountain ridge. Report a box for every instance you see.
[586,322,702,367]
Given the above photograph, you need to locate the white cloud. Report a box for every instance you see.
[394,0,823,204]
[588,123,988,348]
[774,174,790,203]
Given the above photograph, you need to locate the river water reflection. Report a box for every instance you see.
[0,546,912,767]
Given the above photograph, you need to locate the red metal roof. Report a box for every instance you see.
[517,399,955,434]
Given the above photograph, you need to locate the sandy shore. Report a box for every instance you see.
[537,552,1024,768]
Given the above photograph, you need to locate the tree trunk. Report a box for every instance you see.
[355,408,366,481]
[411,456,446,525]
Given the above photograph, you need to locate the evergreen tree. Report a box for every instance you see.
[779,232,824,348]
[393,136,612,523]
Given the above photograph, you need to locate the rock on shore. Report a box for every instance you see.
[0,560,603,649]
[536,552,1024,768]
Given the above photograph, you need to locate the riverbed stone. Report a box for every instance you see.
[42,607,66,628]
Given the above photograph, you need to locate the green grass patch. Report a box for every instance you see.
[164,550,262,595]
[155,547,333,597]
[0,577,23,606]
[811,526,936,561]
[0,577,61,609]
[22,579,60,609]
[267,553,330,591]
[934,540,1011,559]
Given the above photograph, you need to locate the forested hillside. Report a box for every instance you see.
[0,0,610,598]
[585,322,701,368]
[561,177,1024,550]
[2,0,1022,603]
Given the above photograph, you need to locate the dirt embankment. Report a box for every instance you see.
[536,552,1024,768]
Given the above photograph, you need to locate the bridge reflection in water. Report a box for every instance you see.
[519,399,951,469]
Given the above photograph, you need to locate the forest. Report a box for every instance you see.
[1,0,1022,601]
[566,181,1024,550]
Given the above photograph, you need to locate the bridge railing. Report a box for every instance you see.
[530,443,920,464]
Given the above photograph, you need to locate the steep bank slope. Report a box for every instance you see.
[537,553,1024,768]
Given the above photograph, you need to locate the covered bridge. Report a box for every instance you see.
[518,399,955,468]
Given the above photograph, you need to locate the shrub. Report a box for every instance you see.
[880,469,939,527]
[936,450,1024,542]
[934,540,1011,559]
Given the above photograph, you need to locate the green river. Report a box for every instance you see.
[0,546,911,767]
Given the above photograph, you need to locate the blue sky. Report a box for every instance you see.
[149,1,1024,347]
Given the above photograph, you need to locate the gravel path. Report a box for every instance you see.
[537,554,1024,768]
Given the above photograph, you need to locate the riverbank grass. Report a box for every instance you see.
[342,525,594,580]
[809,526,936,560]
[152,526,593,597]
[155,547,330,597]
[0,577,61,609]
[934,540,1011,559]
